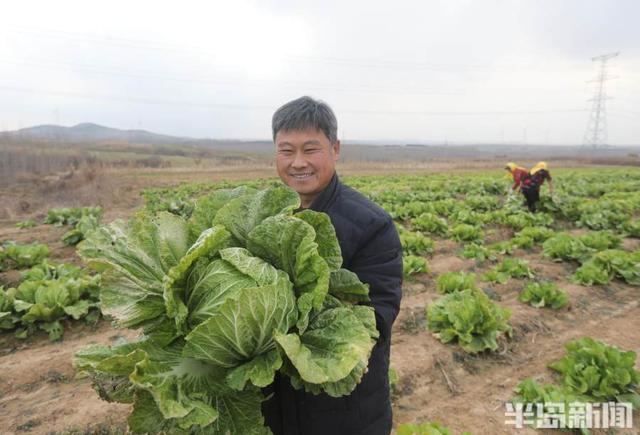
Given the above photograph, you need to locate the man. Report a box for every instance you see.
[262,95,403,435]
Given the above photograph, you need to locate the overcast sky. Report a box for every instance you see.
[1,0,639,145]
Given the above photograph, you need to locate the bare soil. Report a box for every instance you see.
[1,163,638,434]
[393,243,640,435]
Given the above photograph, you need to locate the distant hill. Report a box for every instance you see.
[0,123,637,162]
[0,122,189,144]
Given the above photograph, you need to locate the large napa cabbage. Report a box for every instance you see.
[75,185,378,434]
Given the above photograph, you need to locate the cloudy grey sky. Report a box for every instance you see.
[1,0,639,145]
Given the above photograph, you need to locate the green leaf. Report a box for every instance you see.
[296,209,343,270]
[128,391,183,434]
[99,270,166,328]
[328,268,370,302]
[62,214,101,246]
[225,349,283,390]
[40,320,63,340]
[212,390,271,435]
[219,247,281,286]
[183,275,297,368]
[274,306,375,385]
[247,214,330,332]
[186,259,256,327]
[128,343,224,424]
[78,216,166,288]
[163,225,232,334]
[63,299,91,319]
[21,302,63,323]
[188,187,253,240]
[213,186,300,245]
[154,212,191,272]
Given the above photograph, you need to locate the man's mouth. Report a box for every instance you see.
[290,172,314,179]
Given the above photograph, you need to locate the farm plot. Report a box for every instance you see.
[351,169,640,434]
[0,167,639,434]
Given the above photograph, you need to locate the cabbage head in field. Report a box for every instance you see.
[74,185,378,434]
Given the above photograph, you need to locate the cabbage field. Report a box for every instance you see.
[0,167,639,434]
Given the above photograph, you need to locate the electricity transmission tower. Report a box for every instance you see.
[583,52,619,148]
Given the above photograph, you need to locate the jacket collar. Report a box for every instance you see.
[294,172,339,213]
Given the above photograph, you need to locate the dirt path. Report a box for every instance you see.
[0,321,137,434]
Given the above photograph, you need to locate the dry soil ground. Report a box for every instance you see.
[0,162,638,434]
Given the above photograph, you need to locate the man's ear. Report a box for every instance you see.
[332,140,341,161]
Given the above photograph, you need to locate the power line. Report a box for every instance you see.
[2,55,592,96]
[0,86,274,110]
[340,108,586,116]
[0,56,462,97]
[583,52,619,149]
[610,111,639,121]
[5,25,585,74]
[0,85,587,117]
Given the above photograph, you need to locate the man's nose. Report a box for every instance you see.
[291,151,307,168]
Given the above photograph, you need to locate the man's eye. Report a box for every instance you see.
[279,149,293,155]
[305,148,320,153]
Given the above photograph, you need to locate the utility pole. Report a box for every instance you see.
[583,52,619,149]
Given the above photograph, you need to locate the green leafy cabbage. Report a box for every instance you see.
[426,289,512,353]
[571,249,640,286]
[518,281,568,309]
[0,242,50,270]
[450,224,484,242]
[397,225,435,256]
[62,214,102,246]
[549,337,640,407]
[75,186,379,433]
[2,260,101,340]
[44,206,102,226]
[403,255,429,277]
[436,271,477,294]
[411,213,448,236]
[483,258,534,283]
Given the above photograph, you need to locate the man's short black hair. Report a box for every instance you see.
[272,96,338,144]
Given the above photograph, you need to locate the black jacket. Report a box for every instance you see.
[262,173,403,435]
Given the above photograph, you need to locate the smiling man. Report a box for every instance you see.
[263,96,403,435]
[274,101,340,209]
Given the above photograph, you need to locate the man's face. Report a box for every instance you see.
[275,128,340,207]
